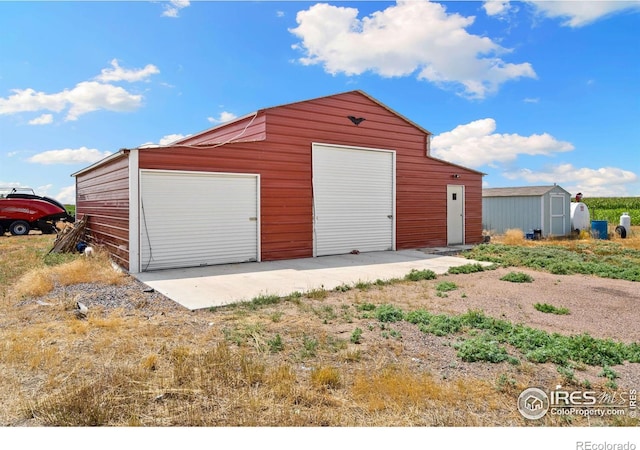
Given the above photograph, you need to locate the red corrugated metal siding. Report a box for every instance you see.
[75,154,130,269]
[464,182,484,245]
[79,91,482,267]
[139,91,483,261]
[138,143,313,261]
[265,91,483,250]
[176,114,266,146]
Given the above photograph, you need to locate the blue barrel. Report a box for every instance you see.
[591,220,608,239]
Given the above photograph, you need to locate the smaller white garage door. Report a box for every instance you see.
[312,144,395,256]
[140,170,259,271]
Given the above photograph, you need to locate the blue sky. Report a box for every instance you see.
[1,0,639,204]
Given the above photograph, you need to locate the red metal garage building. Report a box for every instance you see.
[73,90,484,273]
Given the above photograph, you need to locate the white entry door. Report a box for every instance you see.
[447,185,464,245]
[312,144,395,256]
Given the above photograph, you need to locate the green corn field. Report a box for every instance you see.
[580,197,640,226]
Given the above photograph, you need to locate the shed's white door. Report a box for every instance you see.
[550,194,566,236]
[140,170,259,271]
[312,144,395,256]
[447,185,464,245]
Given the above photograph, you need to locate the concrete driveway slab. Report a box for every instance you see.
[134,249,490,310]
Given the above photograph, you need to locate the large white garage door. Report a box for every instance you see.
[140,170,259,271]
[312,144,395,257]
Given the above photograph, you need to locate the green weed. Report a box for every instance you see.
[447,263,493,274]
[464,243,640,282]
[500,272,534,283]
[301,335,318,358]
[350,328,363,344]
[354,280,373,290]
[605,380,619,390]
[249,294,281,309]
[389,329,402,339]
[599,366,619,381]
[404,269,437,281]
[436,281,458,292]
[356,302,376,312]
[335,283,351,292]
[285,291,303,304]
[534,303,570,315]
[267,334,284,353]
[454,335,516,364]
[557,365,577,384]
[374,304,404,323]
[495,373,517,393]
[306,287,328,300]
[406,310,463,336]
[406,308,637,372]
[314,305,337,322]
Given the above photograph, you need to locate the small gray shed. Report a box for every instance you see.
[482,185,572,237]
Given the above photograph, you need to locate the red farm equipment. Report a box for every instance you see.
[0,187,75,236]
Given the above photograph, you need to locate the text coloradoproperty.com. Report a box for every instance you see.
[552,407,627,417]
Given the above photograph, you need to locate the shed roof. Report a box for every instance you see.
[483,185,569,197]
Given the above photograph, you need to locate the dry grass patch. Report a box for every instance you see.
[10,268,55,298]
[350,364,525,426]
[3,234,639,427]
[11,250,125,299]
[492,226,640,250]
[502,228,526,245]
[311,366,341,389]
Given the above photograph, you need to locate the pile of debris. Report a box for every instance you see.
[49,215,89,254]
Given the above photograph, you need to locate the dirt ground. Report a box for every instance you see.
[3,252,639,427]
[265,265,640,391]
[31,263,638,392]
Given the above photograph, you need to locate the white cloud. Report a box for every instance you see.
[56,185,76,204]
[290,0,536,99]
[483,1,511,16]
[0,88,67,115]
[140,133,192,148]
[36,184,53,196]
[503,164,638,196]
[523,97,539,103]
[526,0,640,27]
[96,59,160,83]
[277,11,285,18]
[159,134,189,145]
[207,111,238,124]
[64,81,142,120]
[162,0,190,18]
[0,82,143,121]
[28,113,53,125]
[431,118,573,167]
[27,147,112,165]
[0,181,25,189]
[0,59,157,120]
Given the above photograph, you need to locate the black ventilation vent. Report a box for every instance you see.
[347,116,366,126]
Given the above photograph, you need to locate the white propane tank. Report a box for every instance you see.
[570,202,590,232]
[620,212,631,236]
